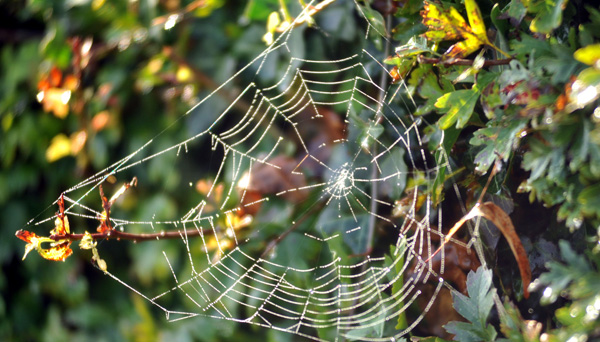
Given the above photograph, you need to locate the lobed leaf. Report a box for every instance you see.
[435,88,480,129]
[421,0,497,59]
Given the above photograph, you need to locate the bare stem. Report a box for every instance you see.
[276,0,337,32]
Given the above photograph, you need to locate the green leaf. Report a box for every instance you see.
[445,321,497,342]
[506,0,527,22]
[578,183,600,217]
[360,4,387,35]
[242,0,279,21]
[345,309,386,340]
[393,36,435,58]
[435,88,480,129]
[528,0,568,34]
[470,120,527,173]
[444,267,497,341]
[522,137,566,182]
[380,148,408,199]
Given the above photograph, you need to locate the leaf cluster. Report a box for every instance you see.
[388,0,600,340]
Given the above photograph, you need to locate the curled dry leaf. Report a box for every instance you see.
[434,201,532,298]
[475,202,531,298]
[15,230,73,262]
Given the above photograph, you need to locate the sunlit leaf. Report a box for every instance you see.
[393,36,434,58]
[578,183,600,218]
[464,0,486,38]
[38,241,73,261]
[422,2,469,42]
[15,229,73,262]
[421,0,504,59]
[46,134,72,162]
[263,11,281,45]
[573,44,600,66]
[435,88,480,129]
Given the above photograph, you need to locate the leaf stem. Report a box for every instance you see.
[488,42,512,59]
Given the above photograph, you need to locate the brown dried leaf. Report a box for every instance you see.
[475,202,531,298]
[434,201,532,298]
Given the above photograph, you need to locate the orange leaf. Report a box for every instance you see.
[15,229,40,244]
[15,229,73,262]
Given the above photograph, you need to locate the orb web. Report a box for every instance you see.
[24,1,473,340]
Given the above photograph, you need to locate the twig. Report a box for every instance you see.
[364,0,393,257]
[418,55,513,67]
[275,0,337,32]
[151,0,207,27]
[49,227,212,243]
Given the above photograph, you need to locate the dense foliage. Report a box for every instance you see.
[2,0,600,341]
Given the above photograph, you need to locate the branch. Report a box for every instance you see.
[151,0,207,27]
[418,55,513,67]
[49,226,212,243]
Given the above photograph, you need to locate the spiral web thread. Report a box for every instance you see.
[26,1,475,340]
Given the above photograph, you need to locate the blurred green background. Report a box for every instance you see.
[0,0,370,340]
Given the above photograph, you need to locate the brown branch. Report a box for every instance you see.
[275,0,337,32]
[151,0,207,27]
[418,55,513,67]
[50,226,212,243]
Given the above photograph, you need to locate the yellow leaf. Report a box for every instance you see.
[176,66,192,83]
[263,11,281,45]
[421,0,509,59]
[38,242,73,261]
[422,2,469,42]
[574,44,600,67]
[465,0,487,39]
[46,134,72,162]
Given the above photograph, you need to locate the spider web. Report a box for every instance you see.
[26,1,477,340]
